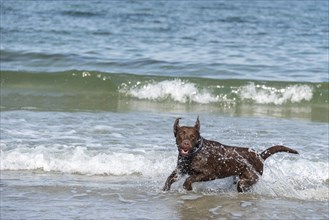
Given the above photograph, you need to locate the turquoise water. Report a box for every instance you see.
[1,1,328,219]
[1,70,328,122]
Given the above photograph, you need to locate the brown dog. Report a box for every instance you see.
[163,117,299,192]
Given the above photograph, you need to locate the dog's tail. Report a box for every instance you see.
[260,145,298,161]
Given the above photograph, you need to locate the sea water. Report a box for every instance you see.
[1,1,328,219]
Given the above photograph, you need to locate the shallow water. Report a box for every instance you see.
[1,0,328,219]
[1,111,328,219]
[2,170,328,220]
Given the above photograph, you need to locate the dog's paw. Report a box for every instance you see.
[183,182,193,191]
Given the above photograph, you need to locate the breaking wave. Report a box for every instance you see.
[121,79,218,104]
[121,79,316,105]
[239,82,314,105]
[1,145,328,201]
[1,70,327,112]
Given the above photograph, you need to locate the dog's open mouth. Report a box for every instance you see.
[180,148,190,156]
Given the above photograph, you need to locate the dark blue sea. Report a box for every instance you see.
[1,1,328,219]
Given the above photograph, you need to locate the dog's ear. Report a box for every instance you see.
[173,118,181,137]
[195,116,200,132]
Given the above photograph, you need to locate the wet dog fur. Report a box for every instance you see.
[163,117,299,192]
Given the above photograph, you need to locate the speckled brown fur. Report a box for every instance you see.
[163,117,298,192]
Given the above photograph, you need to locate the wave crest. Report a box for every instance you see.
[239,82,313,105]
[121,79,218,104]
[0,147,175,177]
[121,79,315,105]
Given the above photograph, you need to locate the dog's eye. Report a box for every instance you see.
[190,135,195,139]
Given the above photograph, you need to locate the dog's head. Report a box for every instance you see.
[173,117,201,157]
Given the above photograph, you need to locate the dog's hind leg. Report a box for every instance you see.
[237,171,259,192]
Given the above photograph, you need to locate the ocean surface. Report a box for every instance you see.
[1,0,328,219]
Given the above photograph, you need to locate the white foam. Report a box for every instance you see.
[252,157,329,201]
[121,79,218,104]
[121,80,314,105]
[0,147,176,177]
[1,147,328,201]
[239,83,313,105]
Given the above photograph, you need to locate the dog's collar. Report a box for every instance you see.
[189,137,204,156]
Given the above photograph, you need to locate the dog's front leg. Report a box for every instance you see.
[163,169,180,191]
[183,173,216,191]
